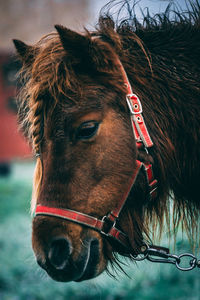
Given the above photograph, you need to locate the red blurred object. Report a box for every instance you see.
[0,52,32,163]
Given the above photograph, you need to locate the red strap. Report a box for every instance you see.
[35,205,132,251]
[143,163,158,199]
[108,161,157,223]
[127,94,153,148]
[35,206,104,231]
[118,60,153,148]
[109,160,143,220]
[107,226,131,252]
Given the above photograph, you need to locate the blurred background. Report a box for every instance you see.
[0,0,199,299]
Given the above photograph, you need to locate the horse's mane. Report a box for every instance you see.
[100,0,200,28]
[17,1,200,253]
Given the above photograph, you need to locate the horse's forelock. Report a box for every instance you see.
[18,33,78,153]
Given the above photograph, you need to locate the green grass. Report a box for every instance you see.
[0,162,199,300]
[0,161,33,220]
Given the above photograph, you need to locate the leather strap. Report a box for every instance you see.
[107,160,143,222]
[35,205,132,251]
[118,61,154,148]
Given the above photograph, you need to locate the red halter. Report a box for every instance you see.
[35,59,158,254]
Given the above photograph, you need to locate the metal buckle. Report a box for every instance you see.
[150,186,157,196]
[126,94,143,115]
[100,215,116,236]
[130,243,149,261]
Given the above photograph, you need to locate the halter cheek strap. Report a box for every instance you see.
[34,59,158,254]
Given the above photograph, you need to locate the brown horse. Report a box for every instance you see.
[14,1,200,282]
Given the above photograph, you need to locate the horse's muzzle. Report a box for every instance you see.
[32,217,101,282]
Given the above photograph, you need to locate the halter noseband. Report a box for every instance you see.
[35,59,158,254]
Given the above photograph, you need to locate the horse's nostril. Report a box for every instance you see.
[48,238,71,270]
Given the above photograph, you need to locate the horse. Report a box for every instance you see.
[13,0,200,282]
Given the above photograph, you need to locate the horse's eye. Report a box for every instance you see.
[76,121,99,140]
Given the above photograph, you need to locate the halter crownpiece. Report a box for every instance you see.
[35,58,158,254]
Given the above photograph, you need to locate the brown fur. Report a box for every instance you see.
[14,0,200,280]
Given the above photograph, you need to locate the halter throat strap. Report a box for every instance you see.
[34,59,158,253]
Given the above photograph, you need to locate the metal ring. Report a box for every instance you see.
[130,243,149,261]
[130,252,149,261]
[175,253,197,271]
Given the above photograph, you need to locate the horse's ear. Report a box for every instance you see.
[55,25,90,57]
[55,25,117,73]
[13,39,36,64]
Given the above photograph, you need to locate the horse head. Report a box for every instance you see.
[14,24,152,281]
